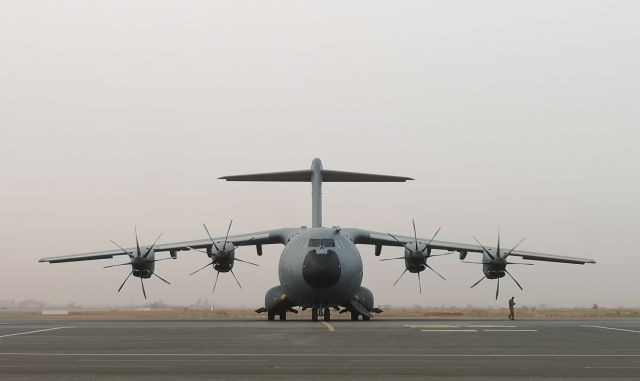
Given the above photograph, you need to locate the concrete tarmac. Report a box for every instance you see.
[1,317,639,380]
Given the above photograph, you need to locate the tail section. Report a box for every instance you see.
[219,158,412,228]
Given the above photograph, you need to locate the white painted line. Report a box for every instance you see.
[405,325,460,329]
[421,329,478,332]
[1,353,640,358]
[466,325,516,328]
[581,325,640,334]
[0,326,74,338]
[585,366,640,369]
[483,329,537,332]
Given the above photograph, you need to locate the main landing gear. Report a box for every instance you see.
[267,311,288,321]
[311,308,332,321]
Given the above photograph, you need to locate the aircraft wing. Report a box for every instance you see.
[39,228,293,264]
[342,228,596,265]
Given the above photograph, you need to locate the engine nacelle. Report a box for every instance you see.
[206,242,236,273]
[404,242,430,273]
[131,247,155,279]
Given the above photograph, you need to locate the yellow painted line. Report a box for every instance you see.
[322,322,336,332]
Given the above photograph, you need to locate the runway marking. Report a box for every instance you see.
[581,325,640,334]
[466,325,516,328]
[585,366,640,369]
[2,352,640,357]
[421,329,478,332]
[405,325,460,328]
[322,322,336,332]
[483,329,537,332]
[0,326,73,338]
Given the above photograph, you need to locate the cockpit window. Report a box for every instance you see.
[308,239,335,247]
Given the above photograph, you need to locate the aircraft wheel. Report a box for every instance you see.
[323,307,331,322]
[350,311,359,321]
[279,312,287,321]
[362,315,371,321]
[267,311,275,321]
[311,308,318,321]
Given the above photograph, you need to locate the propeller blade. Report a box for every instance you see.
[412,219,418,252]
[393,268,408,286]
[135,226,141,257]
[118,271,133,292]
[495,277,500,300]
[496,228,501,259]
[231,236,256,251]
[379,256,405,261]
[212,271,220,295]
[429,251,454,257]
[141,278,147,299]
[505,269,524,291]
[425,264,446,281]
[110,240,133,258]
[470,275,486,288]
[190,261,214,276]
[387,232,406,247]
[153,272,171,285]
[505,262,534,266]
[222,220,233,252]
[426,227,442,247]
[148,257,175,264]
[104,262,133,269]
[461,261,486,264]
[234,257,259,266]
[230,269,242,289]
[417,272,422,294]
[203,223,219,251]
[472,236,495,260]
[505,238,526,257]
[143,232,164,258]
[186,246,208,254]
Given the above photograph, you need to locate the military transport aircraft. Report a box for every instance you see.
[40,158,595,321]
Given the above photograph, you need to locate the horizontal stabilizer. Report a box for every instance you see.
[220,170,412,182]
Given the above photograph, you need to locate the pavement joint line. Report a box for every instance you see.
[2,353,640,357]
[581,325,640,334]
[421,329,478,332]
[0,326,74,338]
[322,322,336,332]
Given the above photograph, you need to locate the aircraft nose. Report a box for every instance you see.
[302,249,341,288]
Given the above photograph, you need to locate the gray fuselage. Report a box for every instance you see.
[277,228,363,308]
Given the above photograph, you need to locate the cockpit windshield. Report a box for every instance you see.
[308,239,335,248]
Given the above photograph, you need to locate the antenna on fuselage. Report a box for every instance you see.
[219,158,413,228]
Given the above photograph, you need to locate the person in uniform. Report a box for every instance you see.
[508,296,516,320]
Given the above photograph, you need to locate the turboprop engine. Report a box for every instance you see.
[105,228,172,299]
[188,220,259,295]
[382,220,451,293]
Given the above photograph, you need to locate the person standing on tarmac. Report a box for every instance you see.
[508,297,516,320]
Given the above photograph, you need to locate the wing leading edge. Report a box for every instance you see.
[342,228,595,265]
[39,228,293,264]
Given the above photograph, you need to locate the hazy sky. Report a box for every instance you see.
[1,1,638,308]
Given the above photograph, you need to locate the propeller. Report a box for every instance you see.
[188,220,257,296]
[106,227,171,299]
[468,232,529,300]
[385,220,446,294]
